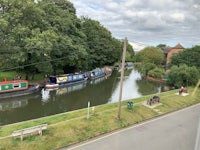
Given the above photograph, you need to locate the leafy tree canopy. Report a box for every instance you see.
[81,17,123,70]
[135,46,164,65]
[156,44,167,51]
[167,64,199,88]
[170,45,200,71]
[0,0,123,79]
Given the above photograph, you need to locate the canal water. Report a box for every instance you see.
[0,67,165,125]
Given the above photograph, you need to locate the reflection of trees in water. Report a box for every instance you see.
[136,78,161,95]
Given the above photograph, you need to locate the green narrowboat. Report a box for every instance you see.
[0,79,28,93]
[0,78,40,99]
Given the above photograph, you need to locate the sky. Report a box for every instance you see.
[70,0,200,50]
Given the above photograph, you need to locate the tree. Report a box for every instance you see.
[0,0,88,77]
[170,45,200,71]
[126,44,135,62]
[0,0,123,78]
[167,64,199,88]
[136,46,164,65]
[81,17,122,70]
[156,44,167,51]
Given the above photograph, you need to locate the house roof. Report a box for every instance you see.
[173,43,184,49]
[164,43,184,54]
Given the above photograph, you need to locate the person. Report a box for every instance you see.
[15,75,21,80]
[179,86,184,95]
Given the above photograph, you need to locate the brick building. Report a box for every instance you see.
[164,43,184,68]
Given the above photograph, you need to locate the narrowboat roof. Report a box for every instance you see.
[50,73,84,77]
[0,80,28,85]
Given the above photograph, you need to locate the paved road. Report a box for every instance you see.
[63,104,200,150]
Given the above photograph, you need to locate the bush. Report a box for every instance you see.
[148,67,164,79]
[167,64,199,87]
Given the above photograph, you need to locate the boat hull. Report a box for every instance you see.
[45,78,87,89]
[90,73,105,80]
[45,83,59,89]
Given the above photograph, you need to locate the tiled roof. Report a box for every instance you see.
[164,43,184,53]
[173,43,184,49]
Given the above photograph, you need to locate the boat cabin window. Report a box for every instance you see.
[13,84,20,89]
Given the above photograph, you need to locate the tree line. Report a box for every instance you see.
[0,0,134,79]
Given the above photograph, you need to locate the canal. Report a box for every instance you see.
[0,67,165,125]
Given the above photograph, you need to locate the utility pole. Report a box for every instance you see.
[117,37,127,121]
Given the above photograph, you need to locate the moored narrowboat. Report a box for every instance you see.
[45,73,87,89]
[88,67,112,80]
[0,78,40,99]
[88,68,106,80]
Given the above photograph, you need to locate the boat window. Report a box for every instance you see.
[13,84,20,88]
[68,76,72,81]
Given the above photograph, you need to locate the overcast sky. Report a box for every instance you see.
[70,0,200,50]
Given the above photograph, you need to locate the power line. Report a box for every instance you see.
[130,40,150,47]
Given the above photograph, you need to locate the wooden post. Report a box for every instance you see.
[87,101,90,120]
[117,37,127,120]
[20,130,23,141]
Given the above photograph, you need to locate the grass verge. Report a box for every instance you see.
[0,87,199,150]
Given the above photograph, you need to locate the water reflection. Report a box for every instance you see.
[110,69,164,103]
[56,82,87,95]
[41,82,87,104]
[90,76,106,84]
[0,99,28,111]
[136,79,162,95]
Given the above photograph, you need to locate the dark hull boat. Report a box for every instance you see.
[45,73,87,89]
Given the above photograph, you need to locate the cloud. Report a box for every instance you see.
[129,41,147,51]
[70,0,200,47]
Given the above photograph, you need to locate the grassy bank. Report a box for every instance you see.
[0,87,200,150]
[0,71,44,81]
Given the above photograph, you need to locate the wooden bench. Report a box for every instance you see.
[12,124,47,141]
[147,96,160,106]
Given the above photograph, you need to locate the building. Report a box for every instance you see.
[164,43,184,68]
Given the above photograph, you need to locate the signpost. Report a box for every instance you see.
[87,101,90,120]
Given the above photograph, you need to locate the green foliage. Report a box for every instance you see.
[170,45,200,71]
[126,44,135,62]
[0,0,122,78]
[81,17,122,70]
[136,46,164,65]
[156,44,167,51]
[167,64,199,87]
[135,63,156,76]
[148,67,164,79]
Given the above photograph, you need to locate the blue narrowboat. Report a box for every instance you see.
[88,67,112,80]
[88,68,106,80]
[46,73,87,88]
